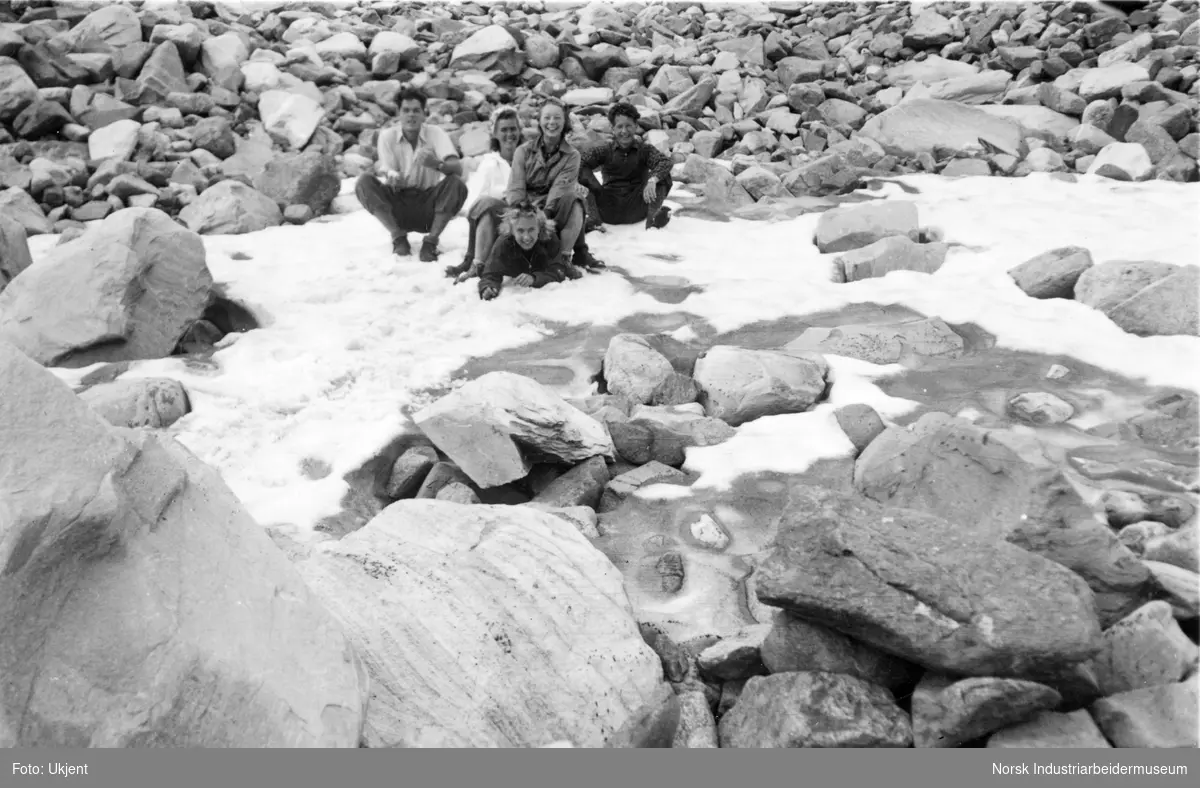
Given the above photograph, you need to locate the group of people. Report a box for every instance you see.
[355,88,674,301]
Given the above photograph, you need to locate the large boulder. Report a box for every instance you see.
[253,152,340,216]
[0,208,212,367]
[413,372,616,489]
[755,485,1103,678]
[759,610,920,691]
[295,500,674,748]
[1089,680,1199,748]
[1087,142,1155,181]
[0,187,53,235]
[0,212,33,292]
[55,4,142,52]
[785,317,965,365]
[449,25,524,76]
[854,412,1151,625]
[178,180,284,235]
[692,346,828,427]
[1075,260,1198,337]
[199,32,249,92]
[1087,601,1198,697]
[814,201,920,254]
[859,99,1025,158]
[0,343,369,746]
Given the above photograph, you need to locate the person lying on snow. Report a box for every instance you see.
[476,202,567,301]
[578,102,674,231]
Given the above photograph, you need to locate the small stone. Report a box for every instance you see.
[1089,680,1199,748]
[385,446,438,499]
[1118,521,1172,555]
[283,204,313,224]
[987,710,1112,748]
[434,482,480,505]
[1008,392,1075,425]
[697,625,771,681]
[598,461,689,513]
[912,673,1062,749]
[834,403,886,454]
[1045,364,1070,379]
[1088,601,1198,697]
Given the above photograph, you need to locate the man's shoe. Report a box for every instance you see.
[392,235,411,256]
[646,206,671,230]
[419,238,440,262]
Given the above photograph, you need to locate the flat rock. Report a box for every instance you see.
[1143,525,1199,573]
[449,25,523,76]
[836,236,949,282]
[718,672,913,748]
[1144,561,1200,619]
[1008,246,1094,299]
[755,485,1103,677]
[697,625,771,681]
[785,317,965,366]
[599,461,690,513]
[384,446,438,499]
[1089,679,1199,748]
[0,343,368,746]
[0,208,211,367]
[815,201,919,254]
[976,105,1080,141]
[294,500,671,748]
[1008,392,1075,425]
[859,99,1024,159]
[912,673,1062,748]
[1106,266,1199,338]
[1078,63,1152,102]
[259,90,325,150]
[986,710,1112,748]
[834,404,886,455]
[693,346,828,427]
[533,455,611,510]
[413,371,615,489]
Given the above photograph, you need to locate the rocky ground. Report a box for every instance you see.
[0,0,1198,750]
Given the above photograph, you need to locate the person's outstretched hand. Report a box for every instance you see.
[642,177,658,203]
[480,284,499,301]
[455,264,481,284]
[512,273,534,288]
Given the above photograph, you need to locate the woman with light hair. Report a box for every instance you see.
[476,201,568,301]
[446,106,523,281]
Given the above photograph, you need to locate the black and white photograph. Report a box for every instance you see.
[0,0,1197,772]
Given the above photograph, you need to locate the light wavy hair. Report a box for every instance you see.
[499,201,557,241]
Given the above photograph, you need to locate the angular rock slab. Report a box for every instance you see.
[815,201,919,254]
[785,317,965,366]
[859,98,1025,158]
[755,485,1103,677]
[693,346,828,427]
[413,371,615,489]
[1089,679,1199,748]
[0,208,211,367]
[912,673,1062,748]
[837,235,949,282]
[986,710,1112,748]
[0,342,369,747]
[294,500,670,748]
[1008,246,1094,299]
[718,671,913,748]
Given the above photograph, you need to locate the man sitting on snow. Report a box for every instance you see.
[578,102,674,231]
[355,87,468,262]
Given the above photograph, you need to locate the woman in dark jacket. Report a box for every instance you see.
[477,202,567,301]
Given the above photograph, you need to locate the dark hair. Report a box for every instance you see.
[489,106,520,152]
[396,87,428,111]
[537,97,573,137]
[607,102,640,127]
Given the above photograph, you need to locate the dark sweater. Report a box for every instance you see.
[478,234,565,295]
[579,137,674,194]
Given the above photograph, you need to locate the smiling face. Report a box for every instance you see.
[494,116,521,157]
[538,103,565,141]
[511,215,539,250]
[612,114,638,148]
[398,98,426,134]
